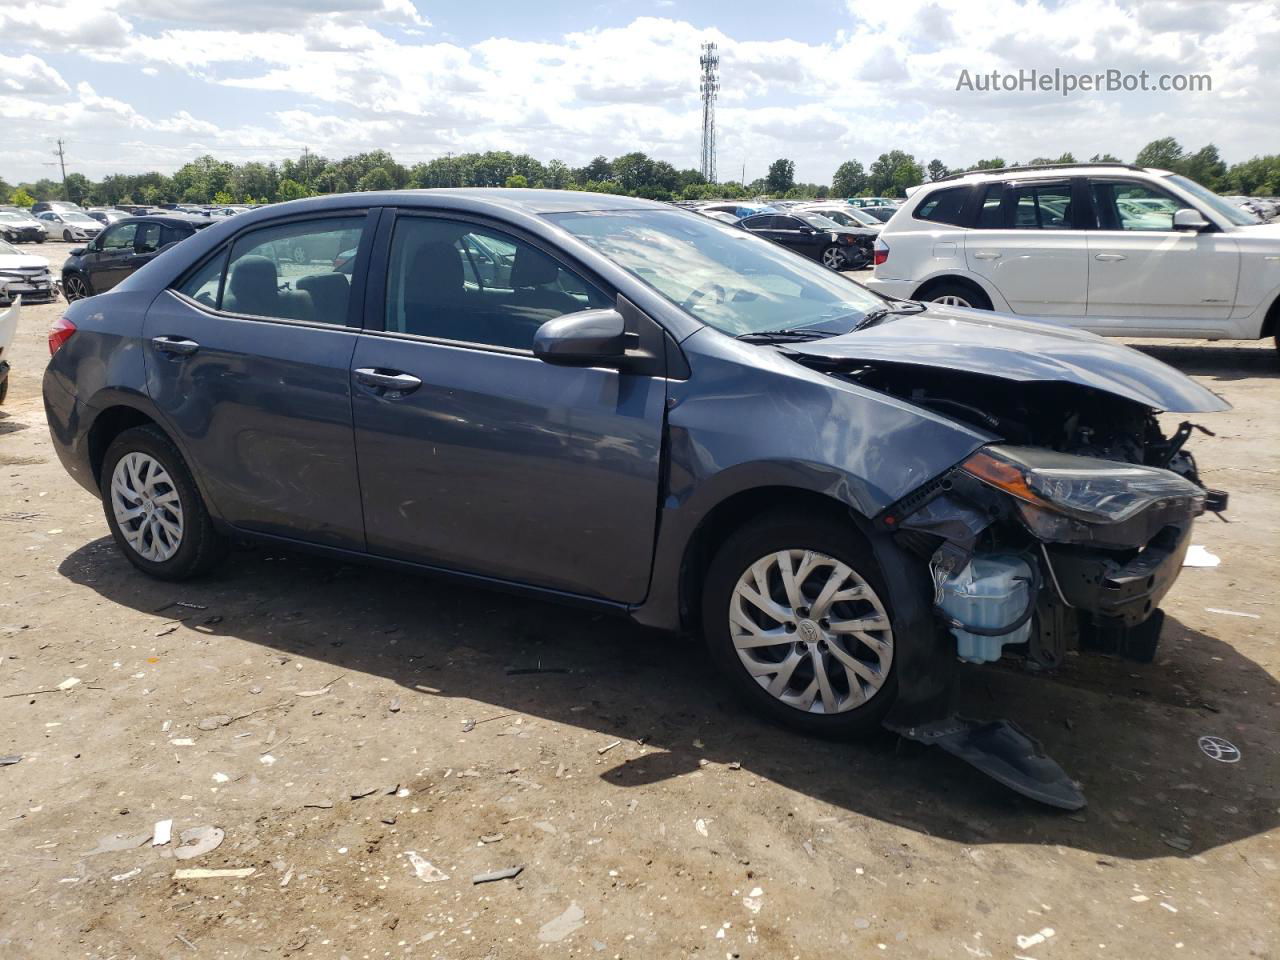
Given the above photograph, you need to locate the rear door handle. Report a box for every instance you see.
[1094,253,1127,261]
[972,251,1002,260]
[151,336,200,357]
[354,368,423,395]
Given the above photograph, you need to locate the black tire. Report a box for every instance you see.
[919,281,992,310]
[63,230,73,242]
[62,273,91,302]
[701,508,899,737]
[36,234,46,243]
[101,425,227,581]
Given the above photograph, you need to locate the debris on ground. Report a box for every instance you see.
[472,865,524,884]
[597,739,622,755]
[0,755,21,766]
[1205,607,1260,619]
[538,902,586,942]
[173,826,225,860]
[296,674,344,697]
[83,831,153,856]
[153,819,173,846]
[1183,545,1221,567]
[480,833,504,844]
[57,677,81,690]
[111,867,142,882]
[173,867,255,880]
[197,714,233,731]
[406,851,449,883]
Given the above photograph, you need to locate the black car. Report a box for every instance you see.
[738,211,875,269]
[62,214,214,301]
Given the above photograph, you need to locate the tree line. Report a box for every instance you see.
[4,138,1278,209]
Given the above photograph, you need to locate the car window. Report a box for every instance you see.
[384,216,610,350]
[740,215,770,229]
[1010,182,1074,229]
[100,223,138,251]
[135,222,162,253]
[194,217,366,325]
[160,225,191,247]
[976,184,1005,228]
[914,186,971,226]
[176,251,228,308]
[1091,181,1179,231]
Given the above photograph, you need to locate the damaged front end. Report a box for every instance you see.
[787,339,1230,809]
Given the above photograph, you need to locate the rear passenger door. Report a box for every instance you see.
[964,179,1090,318]
[143,211,377,549]
[349,211,668,603]
[86,222,138,292]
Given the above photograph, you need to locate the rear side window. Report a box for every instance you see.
[177,217,366,325]
[1010,182,1074,229]
[160,225,191,247]
[913,187,970,226]
[135,222,162,253]
[976,184,1005,227]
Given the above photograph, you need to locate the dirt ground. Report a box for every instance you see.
[1,242,1277,959]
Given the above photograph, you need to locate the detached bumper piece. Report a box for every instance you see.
[887,715,1086,810]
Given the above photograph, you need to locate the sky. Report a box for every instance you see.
[2,0,1278,185]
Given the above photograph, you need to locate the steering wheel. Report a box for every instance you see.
[681,283,726,311]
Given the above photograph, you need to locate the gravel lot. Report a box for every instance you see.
[1,241,1277,959]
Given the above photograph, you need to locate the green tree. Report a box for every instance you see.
[543,159,572,190]
[356,167,396,192]
[1135,137,1184,170]
[868,150,923,196]
[212,190,234,205]
[504,174,529,188]
[1182,144,1227,190]
[276,179,311,201]
[765,158,796,194]
[9,187,35,207]
[1089,152,1122,163]
[578,156,614,184]
[966,157,1006,172]
[925,159,949,182]
[831,160,866,197]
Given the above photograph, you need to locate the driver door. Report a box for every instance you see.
[86,222,139,292]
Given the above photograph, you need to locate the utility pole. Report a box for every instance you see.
[301,145,312,187]
[52,139,70,202]
[699,42,719,184]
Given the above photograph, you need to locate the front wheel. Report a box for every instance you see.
[821,245,848,270]
[922,282,992,310]
[701,509,898,737]
[101,425,227,581]
[63,229,74,242]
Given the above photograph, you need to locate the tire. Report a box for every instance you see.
[63,273,91,302]
[101,425,227,581]
[36,234,46,243]
[920,281,992,310]
[844,246,871,270]
[820,245,848,270]
[63,230,73,242]
[701,508,899,737]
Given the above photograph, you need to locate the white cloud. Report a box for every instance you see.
[0,54,71,96]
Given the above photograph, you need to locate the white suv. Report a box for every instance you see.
[866,164,1280,351]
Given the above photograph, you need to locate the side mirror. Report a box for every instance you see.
[70,247,86,256]
[533,308,627,366]
[1173,208,1211,232]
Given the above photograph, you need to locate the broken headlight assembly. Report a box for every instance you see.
[960,445,1205,546]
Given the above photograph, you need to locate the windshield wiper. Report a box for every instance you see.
[735,328,841,344]
[851,300,928,331]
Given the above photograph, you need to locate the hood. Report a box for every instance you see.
[0,254,51,270]
[1237,221,1280,238]
[787,304,1230,413]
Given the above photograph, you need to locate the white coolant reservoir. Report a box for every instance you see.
[938,554,1034,664]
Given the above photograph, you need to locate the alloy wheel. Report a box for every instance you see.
[729,549,893,714]
[110,452,185,563]
[64,275,89,301]
[822,247,847,270]
[932,294,972,307]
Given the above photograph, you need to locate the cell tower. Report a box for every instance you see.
[699,41,719,183]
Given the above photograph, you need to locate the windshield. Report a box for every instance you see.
[0,213,22,222]
[64,213,97,224]
[1165,174,1259,226]
[0,239,19,256]
[795,212,841,230]
[548,208,885,336]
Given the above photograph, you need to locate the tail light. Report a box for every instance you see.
[48,315,76,356]
[873,238,889,267]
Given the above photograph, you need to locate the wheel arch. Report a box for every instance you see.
[912,273,995,309]
[1261,290,1280,343]
[675,485,871,634]
[86,404,162,487]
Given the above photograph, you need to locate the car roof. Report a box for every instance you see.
[120,213,213,227]
[929,163,1171,187]
[315,188,668,216]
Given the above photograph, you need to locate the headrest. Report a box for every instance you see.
[510,246,560,288]
[229,255,278,299]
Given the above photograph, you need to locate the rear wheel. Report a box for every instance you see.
[101,425,227,580]
[701,509,897,737]
[821,245,848,270]
[920,281,992,310]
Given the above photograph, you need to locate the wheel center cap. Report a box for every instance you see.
[797,619,821,643]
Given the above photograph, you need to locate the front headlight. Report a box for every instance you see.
[961,445,1204,540]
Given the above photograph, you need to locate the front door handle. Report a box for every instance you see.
[151,336,200,357]
[972,251,1002,260]
[1094,253,1127,262]
[354,367,423,395]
